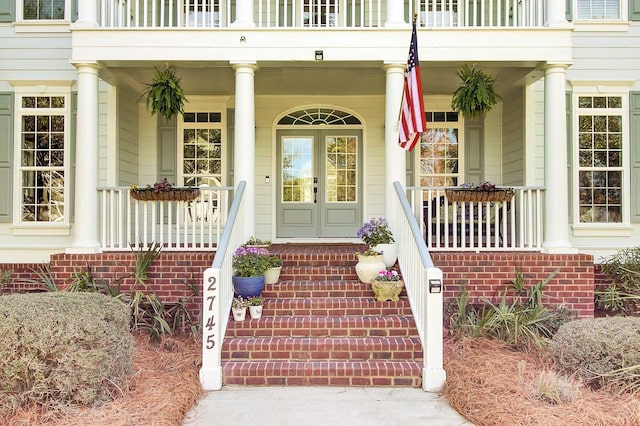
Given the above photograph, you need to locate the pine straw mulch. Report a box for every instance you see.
[3,334,203,426]
[443,336,640,426]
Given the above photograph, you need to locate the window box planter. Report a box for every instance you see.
[130,187,200,202]
[445,188,514,203]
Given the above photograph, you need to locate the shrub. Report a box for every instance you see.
[549,317,640,392]
[597,246,640,313]
[0,292,134,415]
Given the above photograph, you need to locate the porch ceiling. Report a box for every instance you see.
[105,62,541,97]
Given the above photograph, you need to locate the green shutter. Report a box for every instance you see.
[631,0,640,21]
[566,0,573,21]
[465,115,484,185]
[0,1,15,22]
[71,0,78,21]
[158,117,177,184]
[631,92,640,222]
[0,93,14,223]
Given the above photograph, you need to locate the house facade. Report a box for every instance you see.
[1,0,640,263]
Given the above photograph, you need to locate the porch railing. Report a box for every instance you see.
[97,0,546,29]
[407,186,544,251]
[97,185,232,251]
[393,181,445,392]
[200,181,246,390]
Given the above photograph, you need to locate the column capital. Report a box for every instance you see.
[70,61,101,73]
[383,63,406,74]
[542,63,571,73]
[231,62,258,73]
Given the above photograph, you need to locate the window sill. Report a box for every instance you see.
[572,21,630,32]
[571,224,633,237]
[13,21,71,33]
[11,223,71,236]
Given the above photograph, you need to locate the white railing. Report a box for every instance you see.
[408,186,544,251]
[97,0,546,28]
[200,181,246,390]
[394,181,445,392]
[97,186,232,251]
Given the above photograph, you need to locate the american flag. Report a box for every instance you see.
[398,21,426,151]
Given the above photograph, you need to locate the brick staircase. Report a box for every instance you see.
[221,244,424,386]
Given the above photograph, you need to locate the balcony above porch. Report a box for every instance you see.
[71,0,572,64]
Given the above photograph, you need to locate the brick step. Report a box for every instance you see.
[278,265,359,281]
[225,315,419,338]
[261,280,406,299]
[251,297,412,317]
[222,336,423,361]
[222,359,422,386]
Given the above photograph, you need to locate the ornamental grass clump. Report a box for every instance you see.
[357,217,395,247]
[0,292,134,416]
[232,246,270,277]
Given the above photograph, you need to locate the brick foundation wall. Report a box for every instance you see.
[430,252,595,318]
[0,263,50,293]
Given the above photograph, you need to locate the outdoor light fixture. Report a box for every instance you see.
[429,279,442,294]
[315,50,324,61]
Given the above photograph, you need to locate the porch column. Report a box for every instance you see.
[385,0,407,28]
[542,64,573,253]
[384,63,407,235]
[232,62,257,239]
[69,62,101,253]
[74,0,98,27]
[231,0,256,27]
[546,0,569,27]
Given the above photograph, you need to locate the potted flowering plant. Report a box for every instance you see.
[130,177,200,201]
[371,269,404,302]
[264,255,283,285]
[231,296,248,321]
[357,217,397,268]
[232,246,270,298]
[247,295,264,320]
[445,181,514,202]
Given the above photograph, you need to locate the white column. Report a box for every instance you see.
[231,0,256,27]
[546,0,570,27]
[384,63,407,236]
[74,0,98,28]
[232,62,257,239]
[385,0,407,28]
[69,62,101,253]
[542,64,574,253]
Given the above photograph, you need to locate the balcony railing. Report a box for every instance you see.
[97,186,232,251]
[98,0,545,29]
[408,186,544,251]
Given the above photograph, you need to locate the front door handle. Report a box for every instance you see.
[313,177,318,204]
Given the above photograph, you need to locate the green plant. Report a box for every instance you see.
[267,255,283,268]
[357,217,395,246]
[140,66,187,120]
[451,64,501,118]
[358,249,383,257]
[0,270,11,290]
[26,263,59,291]
[232,246,270,277]
[232,296,248,309]
[243,236,272,247]
[130,241,162,286]
[247,295,263,306]
[597,246,640,313]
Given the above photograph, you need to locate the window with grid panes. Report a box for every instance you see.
[576,0,621,20]
[182,112,223,187]
[418,111,461,188]
[22,0,66,20]
[577,95,623,223]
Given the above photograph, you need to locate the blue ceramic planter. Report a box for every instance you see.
[232,275,265,298]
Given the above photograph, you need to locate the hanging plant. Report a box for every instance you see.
[140,66,187,120]
[451,64,500,118]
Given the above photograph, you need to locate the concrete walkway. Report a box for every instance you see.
[183,386,474,426]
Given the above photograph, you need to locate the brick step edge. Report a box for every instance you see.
[243,298,411,317]
[222,359,422,386]
[225,315,419,338]
[262,280,407,299]
[222,336,423,361]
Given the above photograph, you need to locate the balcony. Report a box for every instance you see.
[97,0,546,29]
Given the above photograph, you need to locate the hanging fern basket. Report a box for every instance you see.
[140,66,187,120]
[451,65,500,118]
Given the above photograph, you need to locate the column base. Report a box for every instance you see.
[65,245,102,255]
